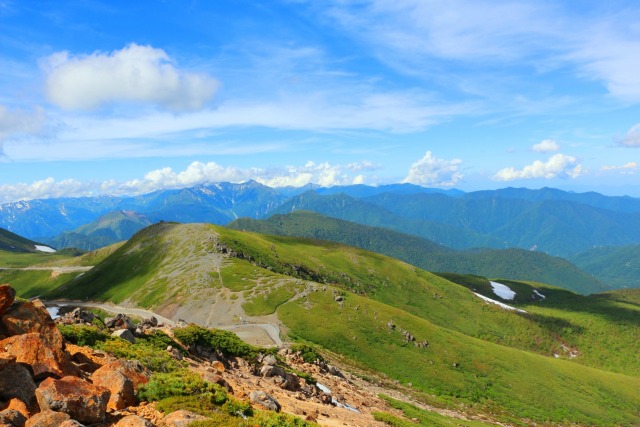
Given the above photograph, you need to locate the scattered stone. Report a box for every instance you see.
[99,360,150,392]
[262,354,277,366]
[105,314,135,331]
[160,409,207,427]
[0,398,29,420]
[334,295,344,302]
[112,329,136,344]
[260,364,285,378]
[387,320,395,331]
[210,360,224,372]
[35,376,110,424]
[249,390,281,412]
[24,409,72,427]
[114,414,153,427]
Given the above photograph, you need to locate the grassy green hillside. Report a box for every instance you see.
[228,212,607,293]
[0,227,50,253]
[569,244,640,289]
[15,222,640,426]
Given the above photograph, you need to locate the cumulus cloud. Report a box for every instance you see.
[402,151,463,187]
[0,105,46,155]
[43,43,218,112]
[532,139,560,153]
[0,160,380,203]
[620,124,640,147]
[601,162,637,173]
[493,153,584,181]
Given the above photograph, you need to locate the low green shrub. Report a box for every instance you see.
[290,343,324,364]
[58,324,110,347]
[96,336,184,372]
[174,324,261,359]
[138,369,224,402]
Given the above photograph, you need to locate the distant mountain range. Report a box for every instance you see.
[1,181,638,291]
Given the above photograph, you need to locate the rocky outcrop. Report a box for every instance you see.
[0,285,15,318]
[160,409,207,426]
[0,361,36,407]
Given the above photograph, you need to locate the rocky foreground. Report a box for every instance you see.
[0,284,412,427]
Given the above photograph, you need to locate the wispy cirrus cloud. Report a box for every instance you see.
[493,153,584,181]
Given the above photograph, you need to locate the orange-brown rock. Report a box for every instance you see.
[0,398,29,419]
[0,285,15,317]
[0,361,37,407]
[0,333,79,380]
[25,409,72,427]
[99,360,150,392]
[114,414,153,427]
[1,299,64,350]
[91,366,136,410]
[0,408,27,427]
[35,376,110,424]
[66,343,109,373]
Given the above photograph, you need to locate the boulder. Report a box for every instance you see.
[260,364,285,378]
[0,409,27,427]
[249,390,281,412]
[114,415,153,427]
[0,300,64,350]
[98,360,150,392]
[91,367,136,410]
[0,359,37,406]
[35,376,110,424]
[104,314,135,331]
[0,285,16,317]
[210,360,224,372]
[112,329,136,344]
[262,354,277,366]
[160,409,207,427]
[0,332,79,380]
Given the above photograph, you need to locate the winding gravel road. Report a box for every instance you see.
[44,300,283,347]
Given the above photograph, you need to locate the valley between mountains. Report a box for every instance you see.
[2,217,639,426]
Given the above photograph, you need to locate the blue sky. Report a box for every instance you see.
[1,0,639,202]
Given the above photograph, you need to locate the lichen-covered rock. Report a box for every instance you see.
[0,285,16,317]
[98,360,150,392]
[35,376,110,424]
[249,390,281,412]
[0,360,37,406]
[0,300,64,350]
[91,366,136,410]
[0,332,79,380]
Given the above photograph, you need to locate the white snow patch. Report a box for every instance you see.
[533,289,546,299]
[474,293,526,313]
[316,383,331,394]
[35,245,56,253]
[489,281,516,300]
[46,306,60,319]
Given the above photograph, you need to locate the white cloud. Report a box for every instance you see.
[0,160,380,203]
[493,153,584,181]
[601,162,637,173]
[0,105,46,154]
[620,124,640,147]
[43,43,218,112]
[532,139,560,153]
[403,151,462,187]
